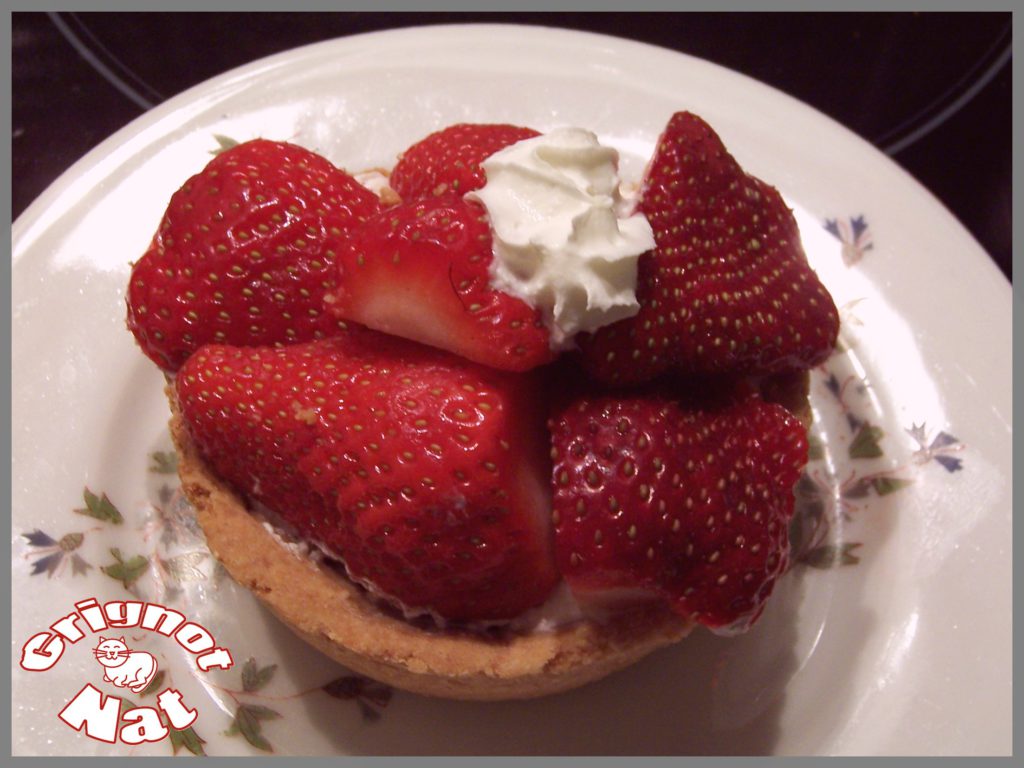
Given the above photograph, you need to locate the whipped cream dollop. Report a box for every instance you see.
[466,127,655,349]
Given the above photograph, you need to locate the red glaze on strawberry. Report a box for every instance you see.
[389,123,540,201]
[550,393,807,630]
[578,112,839,385]
[175,334,557,623]
[127,139,381,372]
[327,196,554,372]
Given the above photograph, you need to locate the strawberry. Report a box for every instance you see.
[127,139,381,372]
[550,393,807,630]
[175,333,557,622]
[389,123,540,201]
[327,195,554,372]
[578,112,839,385]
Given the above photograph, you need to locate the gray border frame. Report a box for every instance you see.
[6,3,1017,763]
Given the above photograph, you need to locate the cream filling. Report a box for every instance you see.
[466,127,655,349]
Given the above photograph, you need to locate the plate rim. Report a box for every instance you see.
[11,23,1010,296]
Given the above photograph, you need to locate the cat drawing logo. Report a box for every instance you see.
[93,637,158,694]
[19,596,234,746]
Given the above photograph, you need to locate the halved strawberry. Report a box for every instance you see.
[578,112,839,385]
[389,123,540,201]
[175,333,557,622]
[127,139,381,372]
[550,392,807,630]
[326,196,554,372]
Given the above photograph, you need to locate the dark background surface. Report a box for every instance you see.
[12,12,1012,280]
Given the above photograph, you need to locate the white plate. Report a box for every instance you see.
[11,25,1011,756]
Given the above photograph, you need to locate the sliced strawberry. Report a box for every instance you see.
[327,196,554,372]
[127,139,381,372]
[175,334,557,622]
[389,123,540,201]
[550,393,807,630]
[578,112,839,385]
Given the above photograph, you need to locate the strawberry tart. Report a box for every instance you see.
[126,112,837,700]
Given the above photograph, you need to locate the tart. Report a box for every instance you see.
[169,393,694,700]
[128,112,837,702]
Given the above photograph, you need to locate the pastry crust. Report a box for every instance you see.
[168,390,694,701]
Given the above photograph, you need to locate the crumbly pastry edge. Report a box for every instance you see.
[166,386,694,701]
